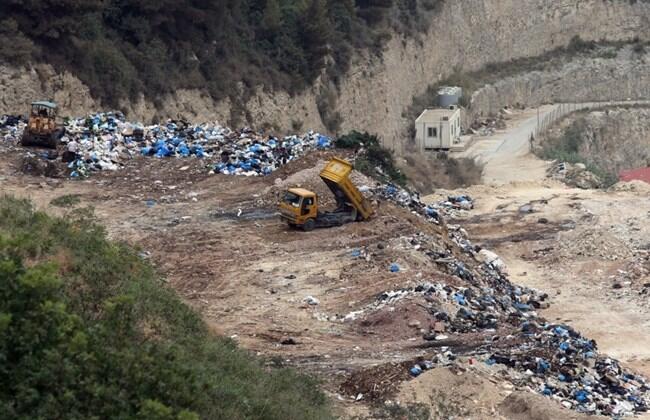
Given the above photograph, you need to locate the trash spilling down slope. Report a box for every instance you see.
[3,111,648,418]
[333,184,650,417]
[1,112,331,178]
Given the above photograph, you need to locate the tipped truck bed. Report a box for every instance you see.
[319,157,373,221]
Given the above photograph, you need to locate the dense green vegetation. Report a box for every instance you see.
[336,130,407,185]
[0,196,332,419]
[0,0,442,113]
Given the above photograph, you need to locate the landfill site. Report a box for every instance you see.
[1,104,649,419]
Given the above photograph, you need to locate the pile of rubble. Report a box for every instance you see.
[2,112,332,178]
[467,114,508,137]
[547,161,602,189]
[344,184,650,416]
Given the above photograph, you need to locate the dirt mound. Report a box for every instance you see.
[609,179,650,193]
[399,153,484,193]
[557,228,633,260]
[397,367,502,419]
[339,361,412,402]
[499,392,607,420]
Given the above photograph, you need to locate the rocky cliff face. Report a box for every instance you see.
[336,0,650,151]
[548,107,650,176]
[470,48,650,120]
[1,0,649,149]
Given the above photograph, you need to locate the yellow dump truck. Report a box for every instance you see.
[279,157,373,231]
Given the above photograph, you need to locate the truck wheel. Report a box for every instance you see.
[46,135,58,149]
[21,134,33,147]
[302,219,315,232]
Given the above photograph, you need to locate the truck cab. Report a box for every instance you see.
[279,188,319,230]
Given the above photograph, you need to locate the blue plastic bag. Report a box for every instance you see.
[453,293,466,306]
[575,390,589,403]
[177,142,190,157]
[409,365,422,377]
[317,135,331,149]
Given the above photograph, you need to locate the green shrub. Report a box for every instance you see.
[538,118,618,188]
[337,131,407,185]
[50,194,81,207]
[0,196,332,420]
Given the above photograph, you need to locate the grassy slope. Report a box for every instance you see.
[0,196,332,420]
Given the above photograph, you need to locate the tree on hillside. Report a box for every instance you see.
[261,0,282,35]
[302,0,332,80]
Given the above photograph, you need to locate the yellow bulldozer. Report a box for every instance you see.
[21,101,64,149]
[278,157,373,231]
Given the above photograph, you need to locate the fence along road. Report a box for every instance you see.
[461,100,650,185]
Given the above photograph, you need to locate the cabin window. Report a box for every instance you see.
[284,192,301,208]
[427,127,437,138]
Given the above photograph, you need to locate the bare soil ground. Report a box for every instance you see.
[2,138,649,418]
[0,147,465,416]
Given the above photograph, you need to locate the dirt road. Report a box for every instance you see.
[456,106,555,184]
[459,101,650,185]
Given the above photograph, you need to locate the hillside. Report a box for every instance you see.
[2,0,650,142]
[1,135,649,418]
[0,0,437,109]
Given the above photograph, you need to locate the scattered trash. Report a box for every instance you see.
[478,249,507,273]
[345,182,650,416]
[447,195,474,210]
[304,296,320,306]
[519,204,534,214]
[390,263,400,272]
[547,161,603,189]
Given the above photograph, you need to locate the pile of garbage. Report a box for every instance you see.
[370,184,475,223]
[352,184,649,416]
[486,324,648,416]
[2,112,332,178]
[0,115,26,142]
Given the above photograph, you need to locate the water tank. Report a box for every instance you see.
[437,86,463,107]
